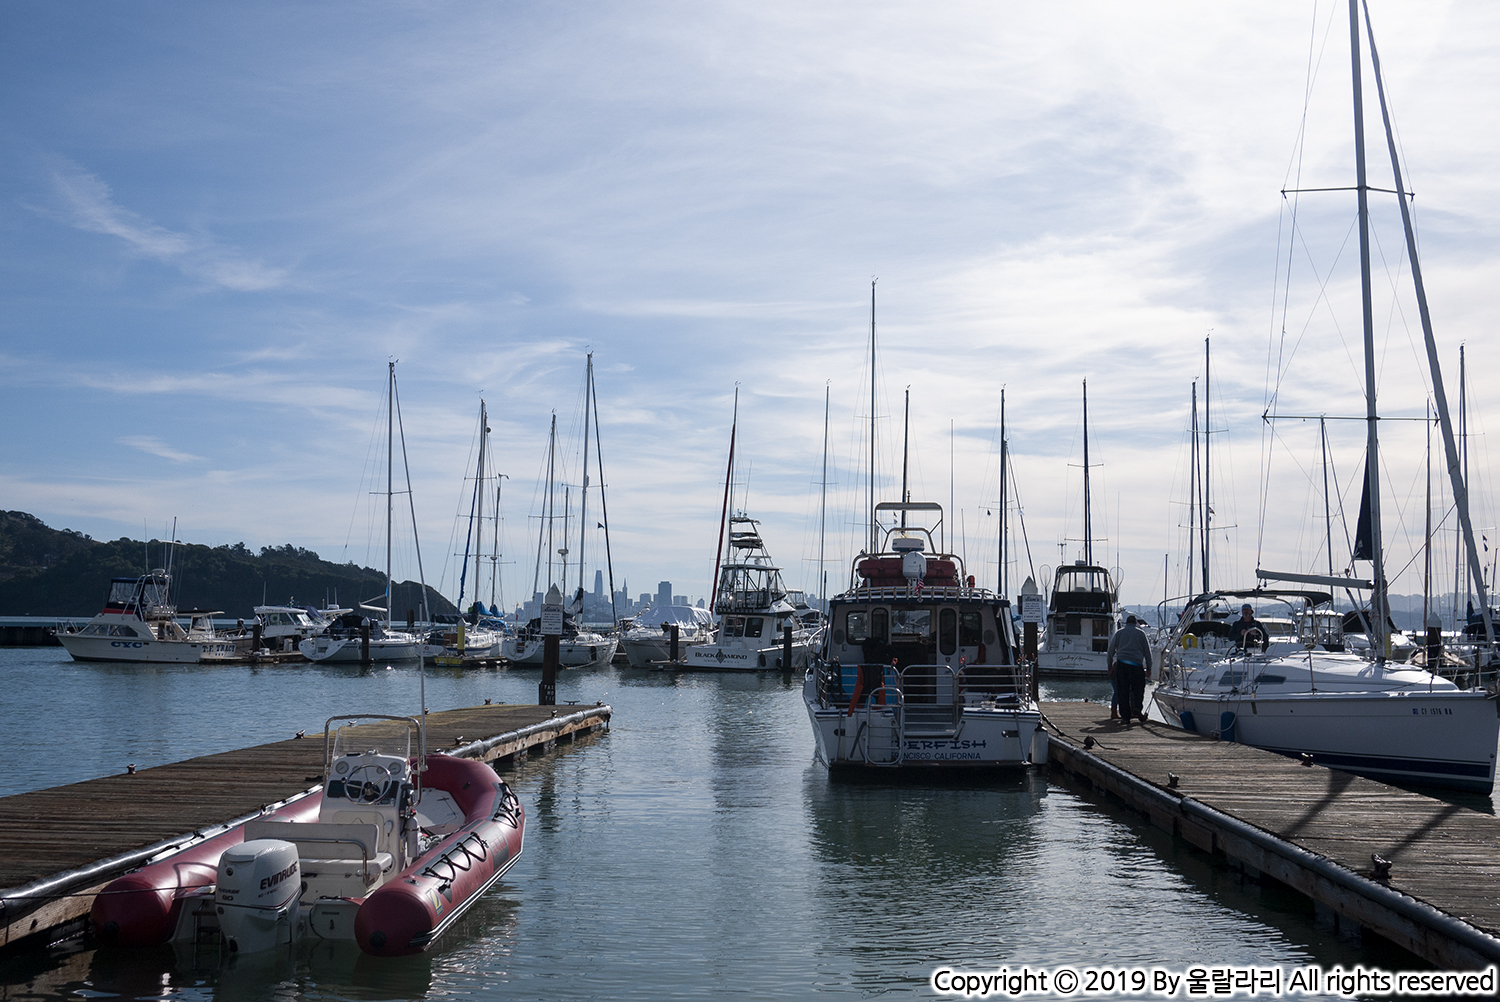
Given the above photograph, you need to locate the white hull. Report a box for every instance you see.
[57,634,232,663]
[503,635,617,667]
[1153,651,1500,792]
[619,634,708,668]
[299,634,421,662]
[684,637,811,671]
[1035,648,1111,676]
[803,667,1044,769]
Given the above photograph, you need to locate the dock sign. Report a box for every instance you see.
[1019,593,1045,625]
[541,584,564,636]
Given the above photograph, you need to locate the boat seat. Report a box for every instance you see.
[244,820,393,888]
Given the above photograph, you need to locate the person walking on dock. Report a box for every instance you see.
[1107,615,1152,726]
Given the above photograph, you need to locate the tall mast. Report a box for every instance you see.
[1202,336,1211,593]
[1360,0,1495,651]
[869,279,877,554]
[386,361,395,630]
[474,400,488,612]
[1349,0,1387,663]
[998,388,1008,595]
[392,369,430,626]
[1189,381,1198,594]
[710,390,738,612]
[820,383,829,615]
[1082,379,1092,567]
[579,354,592,604]
[590,363,618,625]
[1322,418,1336,581]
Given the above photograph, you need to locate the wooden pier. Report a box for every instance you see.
[1041,700,1500,968]
[0,702,610,952]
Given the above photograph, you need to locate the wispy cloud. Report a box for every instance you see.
[48,161,287,291]
[117,436,204,463]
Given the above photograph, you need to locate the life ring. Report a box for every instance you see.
[1181,634,1198,649]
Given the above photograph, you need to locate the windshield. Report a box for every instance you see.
[329,717,415,764]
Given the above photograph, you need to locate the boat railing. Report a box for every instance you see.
[846,685,904,766]
[842,584,994,603]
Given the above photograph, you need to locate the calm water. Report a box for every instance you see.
[0,648,1419,999]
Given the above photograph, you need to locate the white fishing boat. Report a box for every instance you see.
[1153,0,1500,792]
[804,502,1045,771]
[619,604,716,667]
[684,513,812,671]
[1036,381,1122,677]
[57,570,238,663]
[301,362,428,664]
[253,605,330,652]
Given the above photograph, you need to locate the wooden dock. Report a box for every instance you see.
[0,702,610,952]
[1041,700,1500,968]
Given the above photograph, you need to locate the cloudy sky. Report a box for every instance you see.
[3,1,1498,617]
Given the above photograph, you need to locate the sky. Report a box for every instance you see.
[3,1,1499,620]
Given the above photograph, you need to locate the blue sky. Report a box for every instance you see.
[3,1,1499,617]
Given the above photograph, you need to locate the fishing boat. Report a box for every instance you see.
[685,513,812,670]
[803,502,1045,770]
[1153,0,1500,792]
[618,604,716,667]
[56,569,238,663]
[300,362,426,663]
[91,713,524,956]
[1036,381,1122,676]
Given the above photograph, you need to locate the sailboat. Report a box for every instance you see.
[1152,0,1500,792]
[301,363,426,663]
[425,399,511,662]
[1035,380,1122,676]
[503,355,618,668]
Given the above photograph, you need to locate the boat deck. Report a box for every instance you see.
[0,702,610,951]
[1041,699,1500,968]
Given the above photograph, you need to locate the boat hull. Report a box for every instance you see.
[299,636,421,662]
[684,639,811,671]
[503,636,617,667]
[1152,686,1500,792]
[805,701,1045,770]
[1035,649,1111,676]
[57,634,226,664]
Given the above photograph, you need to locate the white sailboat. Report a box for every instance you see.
[301,362,426,663]
[1152,0,1499,792]
[1036,380,1122,676]
[502,355,618,668]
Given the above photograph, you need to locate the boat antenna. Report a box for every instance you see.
[1082,379,1092,566]
[1360,0,1496,653]
[709,388,738,612]
[900,386,910,528]
[392,363,431,627]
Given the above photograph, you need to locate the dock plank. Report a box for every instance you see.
[1041,699,1500,964]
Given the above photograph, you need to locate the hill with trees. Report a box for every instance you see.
[0,511,455,620]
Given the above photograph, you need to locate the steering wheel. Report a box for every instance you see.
[344,763,392,803]
[1242,627,1265,652]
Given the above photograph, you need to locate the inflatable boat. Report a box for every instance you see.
[91,714,525,956]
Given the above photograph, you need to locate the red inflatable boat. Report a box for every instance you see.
[91,714,525,957]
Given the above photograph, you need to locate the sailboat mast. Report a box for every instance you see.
[1202,336,1211,593]
[998,388,1007,596]
[1188,381,1198,594]
[1349,0,1387,663]
[820,383,829,615]
[579,354,592,604]
[1322,418,1336,581]
[901,387,910,528]
[473,400,488,613]
[386,361,395,630]
[1358,0,1496,652]
[869,279,877,554]
[1082,379,1092,567]
[710,390,738,612]
[589,362,618,625]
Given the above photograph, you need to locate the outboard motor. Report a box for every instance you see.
[216,838,301,952]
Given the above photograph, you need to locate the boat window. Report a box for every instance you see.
[939,609,957,656]
[1217,671,1245,686]
[81,624,109,636]
[1256,675,1286,685]
[845,611,868,642]
[1093,618,1113,637]
[107,580,138,606]
[109,625,140,637]
[890,609,929,637]
[745,617,764,638]
[960,611,982,647]
[723,616,745,638]
[871,607,889,642]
